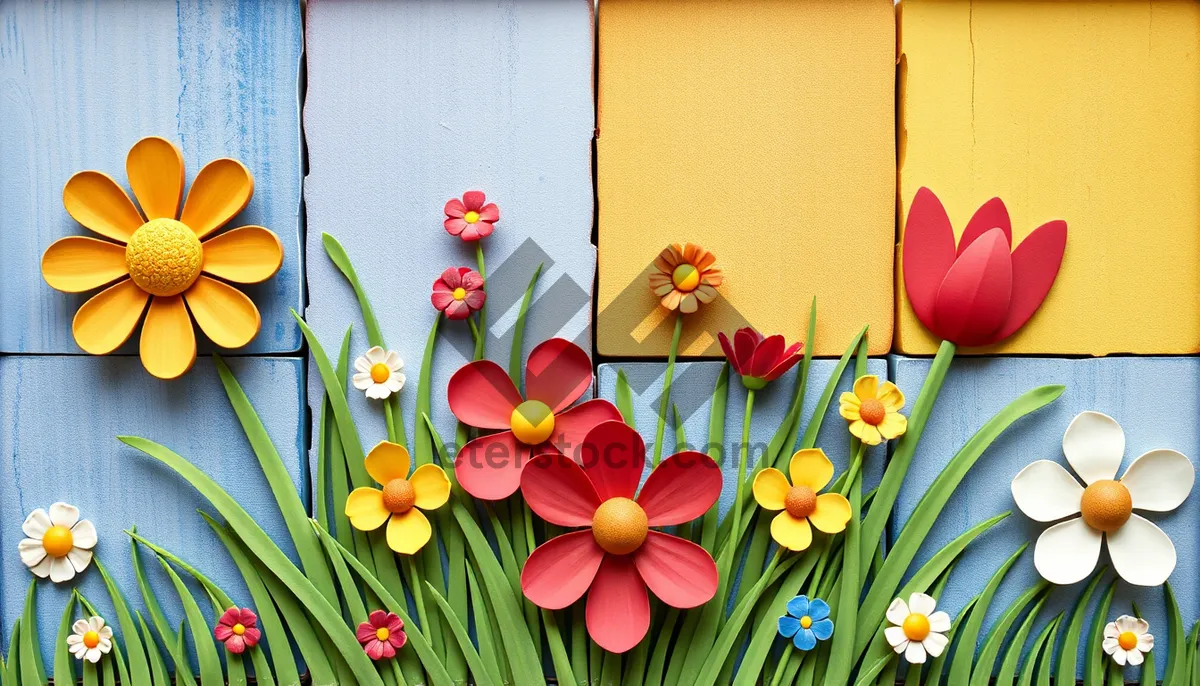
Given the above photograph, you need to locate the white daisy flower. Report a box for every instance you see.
[1011,411,1195,586]
[1103,615,1153,666]
[352,346,405,400]
[19,503,98,583]
[883,592,951,664]
[66,615,112,663]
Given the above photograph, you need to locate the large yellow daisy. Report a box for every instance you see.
[345,441,451,555]
[839,375,907,446]
[41,137,283,379]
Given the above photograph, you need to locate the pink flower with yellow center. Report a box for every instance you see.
[214,607,260,654]
[444,190,499,241]
[431,267,486,320]
[357,610,406,661]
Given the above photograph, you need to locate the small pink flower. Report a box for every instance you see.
[432,267,486,320]
[213,608,260,655]
[444,191,499,241]
[357,610,406,661]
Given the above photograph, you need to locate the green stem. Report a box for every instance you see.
[840,443,866,498]
[653,312,684,466]
[383,398,398,444]
[729,387,756,566]
[405,556,432,644]
[467,317,481,345]
[475,242,487,360]
[768,648,793,686]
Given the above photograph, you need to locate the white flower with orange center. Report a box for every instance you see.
[884,593,951,664]
[352,347,406,400]
[19,502,97,583]
[1011,411,1195,586]
[67,616,113,663]
[41,136,284,379]
[1103,615,1153,666]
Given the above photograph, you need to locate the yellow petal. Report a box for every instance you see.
[809,493,852,534]
[72,279,149,354]
[63,171,144,243]
[771,512,813,552]
[183,276,260,349]
[877,381,905,412]
[200,226,284,283]
[386,509,432,555]
[849,420,882,446]
[365,441,411,485]
[140,295,196,380]
[752,468,791,510]
[410,464,451,511]
[878,412,908,440]
[839,391,862,421]
[789,448,834,493]
[180,158,253,239]
[345,488,389,531]
[42,237,129,293]
[126,136,184,220]
[853,375,879,402]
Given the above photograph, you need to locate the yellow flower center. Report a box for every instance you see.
[125,218,203,296]
[902,613,931,642]
[370,363,391,384]
[232,623,246,636]
[1080,480,1133,533]
[858,398,886,426]
[800,616,813,630]
[592,498,649,555]
[453,287,467,301]
[510,400,555,445]
[1118,631,1139,651]
[83,631,100,649]
[671,264,700,292]
[464,210,480,224]
[784,485,817,519]
[42,525,74,557]
[376,627,391,641]
[382,478,416,513]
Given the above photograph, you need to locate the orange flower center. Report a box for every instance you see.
[1118,631,1139,651]
[784,485,817,519]
[370,363,391,384]
[382,478,416,513]
[592,497,648,555]
[464,211,480,224]
[83,631,100,649]
[671,264,700,292]
[452,287,467,301]
[42,526,74,557]
[376,627,391,641]
[859,398,886,426]
[511,400,555,445]
[902,614,931,641]
[1080,480,1132,533]
[232,623,246,636]
[125,218,203,296]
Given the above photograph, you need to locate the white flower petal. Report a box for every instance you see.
[70,519,98,549]
[19,538,46,568]
[908,593,937,617]
[68,547,93,573]
[928,611,951,633]
[97,635,112,652]
[49,556,75,583]
[1108,514,1176,586]
[365,346,386,364]
[884,626,908,648]
[904,640,927,664]
[88,616,106,632]
[1115,615,1138,633]
[70,643,86,658]
[385,351,403,370]
[85,646,101,663]
[365,384,390,400]
[1104,622,1119,639]
[1011,460,1084,522]
[23,509,51,538]
[99,625,113,640]
[1062,411,1124,485]
[885,598,910,626]
[1111,647,1128,666]
[922,631,949,658]
[66,634,82,645]
[354,356,371,373]
[1102,636,1119,653]
[1133,618,1150,635]
[1121,449,1194,512]
[1034,516,1102,585]
[29,556,53,579]
[1127,647,1144,665]
[49,502,80,528]
[1138,634,1154,652]
[352,372,373,390]
[73,619,90,635]
[386,374,406,393]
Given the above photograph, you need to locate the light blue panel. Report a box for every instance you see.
[891,355,1200,679]
[303,0,596,467]
[0,0,304,354]
[0,356,305,668]
[596,360,889,519]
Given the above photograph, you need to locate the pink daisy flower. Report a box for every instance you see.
[213,608,260,654]
[431,267,486,320]
[444,191,499,241]
[357,610,406,661]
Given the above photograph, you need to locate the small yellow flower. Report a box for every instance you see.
[345,441,450,554]
[839,375,907,446]
[752,449,852,551]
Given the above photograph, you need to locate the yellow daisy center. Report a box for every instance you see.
[42,525,74,558]
[592,498,648,555]
[382,478,416,513]
[671,263,700,292]
[800,616,813,630]
[453,287,467,300]
[370,363,391,384]
[232,623,246,636]
[83,631,100,649]
[510,400,555,445]
[902,613,931,642]
[784,485,817,519]
[376,627,391,641]
[464,210,480,224]
[1080,480,1132,533]
[1118,631,1139,651]
[125,218,203,296]
[858,398,886,426]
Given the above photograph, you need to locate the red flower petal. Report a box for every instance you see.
[902,187,959,328]
[455,431,530,500]
[447,360,522,429]
[731,328,760,375]
[238,608,257,627]
[986,219,1067,345]
[747,334,785,378]
[431,291,455,311]
[478,203,500,222]
[547,399,624,463]
[225,635,246,654]
[579,420,645,501]
[633,531,718,608]
[463,190,486,211]
[763,344,803,381]
[932,227,1013,346]
[444,217,467,235]
[357,623,377,644]
[958,196,1012,254]
[214,624,234,641]
[586,554,650,654]
[463,289,486,309]
[369,610,388,627]
[460,269,484,290]
[521,531,606,610]
[521,453,602,526]
[717,332,737,367]
[218,608,239,626]
[637,451,722,526]
[242,628,261,647]
[525,338,593,413]
[444,300,470,320]
[439,267,463,289]
[444,198,467,218]
[388,630,407,649]
[471,221,495,239]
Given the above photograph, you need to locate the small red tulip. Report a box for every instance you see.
[717,327,803,390]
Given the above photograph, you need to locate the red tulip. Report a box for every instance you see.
[902,187,1067,347]
[717,327,803,390]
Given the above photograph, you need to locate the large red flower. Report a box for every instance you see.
[449,338,622,500]
[520,421,721,654]
[902,187,1067,347]
[717,327,803,390]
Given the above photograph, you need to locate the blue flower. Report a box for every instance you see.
[777,595,834,651]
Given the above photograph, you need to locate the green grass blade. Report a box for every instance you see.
[1056,570,1106,685]
[126,533,233,607]
[467,567,505,686]
[1166,581,1186,685]
[509,263,543,387]
[93,557,152,685]
[52,592,76,686]
[254,560,337,686]
[317,325,353,533]
[925,594,976,686]
[172,620,196,686]
[137,612,170,686]
[6,620,20,686]
[1131,600,1156,686]
[158,558,224,684]
[970,578,1049,686]
[426,582,499,686]
[852,655,894,686]
[615,369,636,427]
[1036,616,1063,686]
[996,596,1048,686]
[322,232,384,344]
[699,363,729,556]
[825,459,864,686]
[1084,580,1117,686]
[1020,615,1063,686]
[947,544,1028,684]
[129,526,189,684]
[18,580,45,686]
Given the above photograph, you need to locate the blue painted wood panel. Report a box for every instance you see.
[891,355,1200,679]
[0,355,306,668]
[302,0,596,465]
[0,0,304,354]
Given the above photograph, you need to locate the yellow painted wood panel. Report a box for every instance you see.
[596,0,896,357]
[898,0,1200,355]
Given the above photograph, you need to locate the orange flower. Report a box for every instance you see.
[648,243,722,314]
